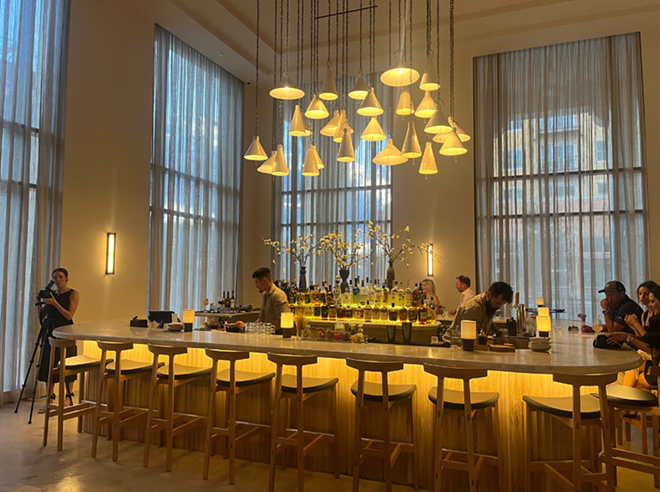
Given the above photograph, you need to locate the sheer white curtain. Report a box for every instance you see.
[149,26,243,316]
[272,73,393,286]
[0,0,70,402]
[474,32,649,319]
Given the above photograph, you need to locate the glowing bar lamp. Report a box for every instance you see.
[461,320,477,351]
[281,312,294,339]
[537,315,551,338]
[538,307,550,317]
[105,233,116,275]
[427,244,434,276]
[183,309,195,332]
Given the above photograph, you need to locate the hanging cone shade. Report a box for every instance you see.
[333,111,354,142]
[432,132,450,144]
[271,145,290,175]
[419,142,438,174]
[337,127,356,162]
[381,52,420,87]
[373,138,408,166]
[415,91,437,119]
[302,117,312,137]
[424,103,452,134]
[319,64,338,101]
[270,73,305,100]
[357,87,384,116]
[440,130,467,156]
[289,105,308,137]
[361,116,386,141]
[305,93,329,119]
[321,110,340,136]
[419,55,440,91]
[401,121,422,158]
[453,120,471,142]
[396,90,415,116]
[244,135,268,161]
[258,151,276,174]
[302,145,320,176]
[312,145,324,169]
[349,73,370,100]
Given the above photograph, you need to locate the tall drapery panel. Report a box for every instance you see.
[474,32,648,319]
[149,26,243,316]
[271,74,393,286]
[0,0,70,402]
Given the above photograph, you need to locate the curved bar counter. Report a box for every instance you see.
[55,321,640,490]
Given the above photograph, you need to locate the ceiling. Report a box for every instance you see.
[135,0,660,82]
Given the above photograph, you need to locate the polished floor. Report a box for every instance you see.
[0,401,658,492]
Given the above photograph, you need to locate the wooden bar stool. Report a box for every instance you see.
[268,353,339,492]
[91,341,158,461]
[348,358,419,492]
[143,344,212,471]
[523,373,617,492]
[423,364,504,492]
[43,338,102,451]
[203,348,275,483]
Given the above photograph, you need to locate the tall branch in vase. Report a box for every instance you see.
[263,234,322,291]
[320,229,365,293]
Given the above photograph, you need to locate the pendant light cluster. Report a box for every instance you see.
[245,0,470,177]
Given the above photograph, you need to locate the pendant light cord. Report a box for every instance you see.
[255,0,260,135]
[409,0,413,84]
[358,0,363,74]
[285,0,290,75]
[327,0,331,64]
[449,0,455,118]
[279,0,283,79]
[273,0,278,150]
[436,0,440,90]
[388,0,393,138]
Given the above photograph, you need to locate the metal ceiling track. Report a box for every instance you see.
[315,4,377,20]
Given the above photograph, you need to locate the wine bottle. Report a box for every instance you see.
[404,280,412,307]
[230,290,235,309]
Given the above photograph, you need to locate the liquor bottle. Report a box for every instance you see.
[399,305,408,322]
[352,279,360,306]
[321,299,329,320]
[380,304,389,321]
[382,284,390,306]
[344,305,354,320]
[297,289,305,305]
[225,291,230,308]
[217,296,222,312]
[360,279,367,306]
[412,283,420,306]
[333,277,341,300]
[295,303,304,317]
[344,280,353,307]
[389,303,399,322]
[374,281,382,306]
[408,305,418,323]
[320,282,327,304]
[328,297,336,320]
[304,302,314,319]
[354,303,364,320]
[230,290,235,309]
[364,302,372,322]
[304,286,311,305]
[418,300,428,324]
[404,280,412,307]
[313,294,321,319]
[337,305,345,320]
[392,282,400,307]
[397,282,405,308]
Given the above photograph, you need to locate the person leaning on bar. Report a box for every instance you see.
[253,267,289,332]
[447,281,513,344]
[599,280,644,334]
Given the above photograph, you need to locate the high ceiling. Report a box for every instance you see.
[134,0,660,82]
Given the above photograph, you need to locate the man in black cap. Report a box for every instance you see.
[600,280,643,334]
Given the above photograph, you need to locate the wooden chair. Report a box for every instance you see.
[142,344,211,471]
[423,364,504,492]
[43,338,102,451]
[203,349,275,483]
[347,358,419,492]
[523,373,617,492]
[91,341,157,461]
[268,353,339,492]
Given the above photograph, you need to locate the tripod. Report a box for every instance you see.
[14,312,72,424]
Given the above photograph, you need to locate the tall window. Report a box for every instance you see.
[149,26,243,316]
[272,75,393,285]
[0,0,69,401]
[474,33,649,319]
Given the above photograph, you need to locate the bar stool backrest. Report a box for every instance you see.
[97,341,134,352]
[267,353,317,367]
[205,349,250,362]
[552,373,618,426]
[49,338,76,349]
[347,358,404,407]
[423,364,487,382]
[147,344,188,357]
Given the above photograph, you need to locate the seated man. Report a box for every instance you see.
[448,281,513,344]
[599,280,643,334]
[448,275,475,316]
[253,267,289,331]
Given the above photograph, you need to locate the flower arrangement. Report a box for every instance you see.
[367,222,420,267]
[319,229,365,269]
[263,234,323,267]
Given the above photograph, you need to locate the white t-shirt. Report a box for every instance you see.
[458,287,475,308]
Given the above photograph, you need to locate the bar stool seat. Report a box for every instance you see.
[282,374,338,394]
[351,380,416,402]
[58,354,103,371]
[217,368,275,387]
[157,363,212,380]
[428,387,499,410]
[592,385,658,407]
[106,359,156,375]
[523,394,601,419]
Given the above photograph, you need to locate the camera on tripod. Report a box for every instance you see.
[36,280,55,305]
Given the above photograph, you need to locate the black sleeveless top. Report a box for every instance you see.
[48,289,75,329]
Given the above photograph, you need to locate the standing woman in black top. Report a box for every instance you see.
[37,268,80,412]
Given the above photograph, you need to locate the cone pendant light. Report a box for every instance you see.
[440,130,467,156]
[424,103,452,134]
[270,73,305,100]
[361,117,386,141]
[349,73,370,100]
[319,64,338,101]
[257,151,276,174]
[419,55,440,91]
[432,132,450,144]
[312,145,324,169]
[305,93,330,119]
[415,91,437,119]
[302,117,312,137]
[419,142,438,174]
[373,138,408,166]
[357,87,384,116]
[452,118,471,142]
[302,145,320,176]
[381,55,420,87]
[333,111,353,142]
[321,110,341,136]
[337,127,356,162]
[401,121,422,158]
[271,145,290,176]
[244,135,268,161]
[396,90,415,116]
[289,105,308,137]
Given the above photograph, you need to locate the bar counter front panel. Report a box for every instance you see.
[55,321,641,491]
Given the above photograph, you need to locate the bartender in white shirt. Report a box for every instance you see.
[448,275,475,316]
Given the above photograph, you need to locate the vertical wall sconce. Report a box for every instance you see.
[105,232,116,275]
[427,243,434,276]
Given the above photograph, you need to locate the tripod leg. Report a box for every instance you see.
[16,330,44,414]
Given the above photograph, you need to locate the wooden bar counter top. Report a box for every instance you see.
[54,320,641,491]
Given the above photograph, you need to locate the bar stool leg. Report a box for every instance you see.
[223,388,230,459]
[296,384,305,492]
[78,371,86,433]
[332,384,339,479]
[523,402,531,492]
[463,384,477,492]
[653,414,659,488]
[571,387,583,491]
[597,386,616,492]
[352,376,364,492]
[641,412,649,455]
[269,368,283,492]
[493,401,506,492]
[112,357,123,461]
[411,393,419,490]
[433,383,445,492]
[228,361,237,485]
[43,347,56,447]
[91,349,108,457]
[609,407,618,487]
[57,348,67,451]
[382,398,392,492]
[203,359,218,480]
[166,359,175,472]
[143,358,160,467]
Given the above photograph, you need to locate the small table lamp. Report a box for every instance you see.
[537,297,545,307]
[537,315,551,338]
[461,320,477,351]
[538,307,550,317]
[281,312,294,339]
[183,309,195,332]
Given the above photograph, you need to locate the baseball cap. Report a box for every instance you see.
[598,281,625,294]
